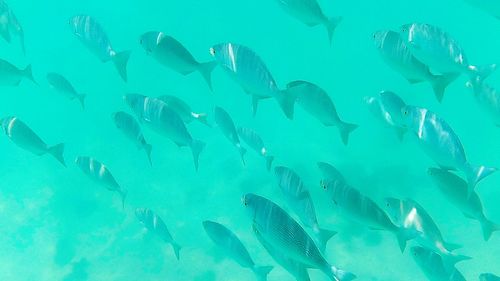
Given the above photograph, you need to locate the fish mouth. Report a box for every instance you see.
[209,47,216,57]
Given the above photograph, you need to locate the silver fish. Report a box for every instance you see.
[69,15,130,81]
[428,168,500,241]
[202,220,273,281]
[364,91,407,141]
[124,94,205,170]
[75,156,127,208]
[46,73,85,109]
[0,116,65,166]
[286,80,357,145]
[214,106,246,164]
[480,273,500,281]
[237,127,274,171]
[401,105,496,196]
[210,43,296,119]
[157,95,210,127]
[112,111,152,166]
[274,166,336,251]
[272,0,342,42]
[136,208,181,260]
[0,59,34,85]
[411,246,467,281]
[0,0,24,54]
[242,193,356,281]
[466,78,500,126]
[140,32,217,90]
[373,30,456,102]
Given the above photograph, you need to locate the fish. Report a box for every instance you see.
[157,95,210,127]
[466,77,500,126]
[46,73,86,109]
[0,116,65,166]
[124,94,205,170]
[384,197,470,267]
[272,0,342,43]
[214,106,246,164]
[411,246,467,281]
[253,224,311,281]
[364,91,407,140]
[140,32,217,90]
[286,80,357,145]
[428,168,500,241]
[399,23,496,82]
[112,111,152,165]
[480,273,500,281]
[237,127,274,171]
[242,193,356,281]
[75,156,127,208]
[401,105,496,196]
[0,0,24,54]
[274,166,336,251]
[202,220,273,281]
[372,30,456,102]
[136,208,181,260]
[0,59,34,86]
[209,43,296,119]
[69,15,130,81]
[320,165,417,252]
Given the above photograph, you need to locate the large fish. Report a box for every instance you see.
[214,106,246,164]
[0,116,65,166]
[0,0,24,54]
[112,111,152,165]
[428,168,500,241]
[320,165,417,252]
[136,208,181,260]
[466,77,500,126]
[274,166,336,251]
[46,73,85,109]
[124,94,205,170]
[411,246,467,281]
[373,30,456,102]
[0,58,34,85]
[399,23,496,82]
[202,220,273,281]
[242,193,356,281]
[75,156,127,208]
[365,91,407,140]
[237,127,274,171]
[157,95,210,127]
[209,43,296,119]
[272,0,342,42]
[286,80,357,145]
[401,105,496,196]
[69,15,130,81]
[481,273,500,281]
[140,32,217,90]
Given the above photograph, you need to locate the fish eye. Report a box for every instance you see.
[209,47,216,56]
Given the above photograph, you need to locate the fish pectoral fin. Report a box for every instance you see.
[407,78,424,84]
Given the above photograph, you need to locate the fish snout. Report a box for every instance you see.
[241,195,248,206]
[209,47,216,57]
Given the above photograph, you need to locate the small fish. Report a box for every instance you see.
[364,91,407,140]
[69,15,130,81]
[411,246,467,281]
[140,32,217,90]
[46,73,85,108]
[124,94,205,170]
[286,80,357,145]
[210,43,296,119]
[202,220,273,281]
[0,0,24,54]
[401,105,496,196]
[480,273,500,281]
[237,127,274,171]
[242,193,356,281]
[75,156,127,208]
[136,208,181,260]
[428,168,500,241]
[466,78,500,126]
[272,0,342,42]
[373,30,456,102]
[157,95,210,127]
[0,116,65,166]
[274,166,336,251]
[320,165,417,252]
[399,23,496,82]
[112,111,152,165]
[0,59,34,85]
[214,106,246,164]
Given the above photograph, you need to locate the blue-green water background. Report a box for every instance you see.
[0,0,499,280]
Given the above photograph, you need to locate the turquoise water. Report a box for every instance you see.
[0,0,500,280]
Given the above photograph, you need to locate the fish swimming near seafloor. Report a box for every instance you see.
[47,72,86,109]
[411,246,467,281]
[0,0,24,54]
[157,95,210,127]
[112,111,152,165]
[214,106,246,165]
[0,58,35,86]
[365,91,407,140]
[237,127,274,171]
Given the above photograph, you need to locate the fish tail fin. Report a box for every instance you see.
[468,64,497,83]
[431,73,458,102]
[253,266,273,281]
[464,164,497,198]
[442,241,462,252]
[339,122,358,145]
[171,242,182,260]
[77,93,86,109]
[0,25,11,43]
[265,155,274,171]
[395,227,419,253]
[315,228,337,252]
[197,61,218,91]
[144,143,153,166]
[195,113,211,127]
[112,51,131,82]
[277,89,297,120]
[480,218,500,241]
[191,139,206,171]
[23,64,36,84]
[325,16,343,44]
[238,145,247,166]
[442,253,472,271]
[48,143,66,167]
[330,266,356,281]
